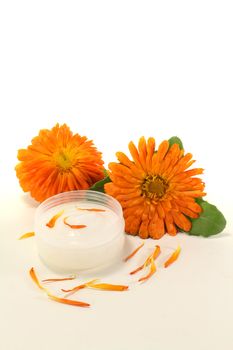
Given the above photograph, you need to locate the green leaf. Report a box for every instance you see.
[103,169,109,177]
[89,176,111,193]
[186,200,226,237]
[195,197,204,205]
[168,136,184,150]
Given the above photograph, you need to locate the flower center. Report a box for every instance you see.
[54,149,73,171]
[141,175,168,200]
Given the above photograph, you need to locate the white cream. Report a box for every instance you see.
[35,191,125,273]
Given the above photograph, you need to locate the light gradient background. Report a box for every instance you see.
[0,1,233,350]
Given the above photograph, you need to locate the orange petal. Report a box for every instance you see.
[165,212,177,236]
[164,246,181,268]
[61,284,86,294]
[29,267,90,307]
[47,294,90,307]
[19,231,35,240]
[76,207,106,212]
[46,210,64,228]
[175,198,202,213]
[108,163,133,177]
[86,281,128,291]
[179,206,199,219]
[130,245,160,274]
[121,196,144,209]
[162,144,181,176]
[128,141,144,169]
[152,140,169,172]
[124,242,144,262]
[116,152,145,179]
[29,267,44,290]
[125,215,137,231]
[144,245,161,267]
[157,140,169,160]
[63,216,86,229]
[138,136,147,171]
[149,214,165,239]
[62,279,99,294]
[138,258,156,283]
[172,211,191,232]
[157,202,165,219]
[139,219,150,239]
[126,216,142,236]
[151,245,161,262]
[116,151,134,168]
[171,168,204,182]
[124,205,144,218]
[116,190,142,201]
[146,137,155,170]
[130,264,144,275]
[42,275,76,283]
[108,172,137,187]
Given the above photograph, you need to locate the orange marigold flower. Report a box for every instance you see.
[15,124,104,202]
[105,137,206,239]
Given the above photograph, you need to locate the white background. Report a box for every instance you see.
[0,1,233,350]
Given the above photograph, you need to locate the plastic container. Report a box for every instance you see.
[35,190,125,273]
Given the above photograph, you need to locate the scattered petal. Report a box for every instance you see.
[18,231,35,240]
[62,279,128,295]
[138,258,156,283]
[61,279,98,294]
[29,267,89,307]
[124,242,145,262]
[46,210,64,228]
[86,281,128,291]
[47,293,90,307]
[130,245,160,275]
[63,216,86,229]
[61,284,86,294]
[29,267,44,290]
[145,245,161,267]
[42,274,76,283]
[129,265,144,275]
[76,207,106,212]
[164,246,181,268]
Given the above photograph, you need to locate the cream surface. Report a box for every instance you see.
[38,202,121,247]
[35,201,125,272]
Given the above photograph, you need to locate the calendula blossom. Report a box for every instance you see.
[105,137,205,239]
[15,123,104,202]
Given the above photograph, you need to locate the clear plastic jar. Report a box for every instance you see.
[35,190,125,273]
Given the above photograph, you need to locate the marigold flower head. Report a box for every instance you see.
[15,123,104,202]
[105,137,206,239]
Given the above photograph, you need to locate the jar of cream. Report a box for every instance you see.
[35,190,125,273]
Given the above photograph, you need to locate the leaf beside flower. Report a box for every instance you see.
[90,175,111,193]
[168,136,184,150]
[186,200,226,237]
